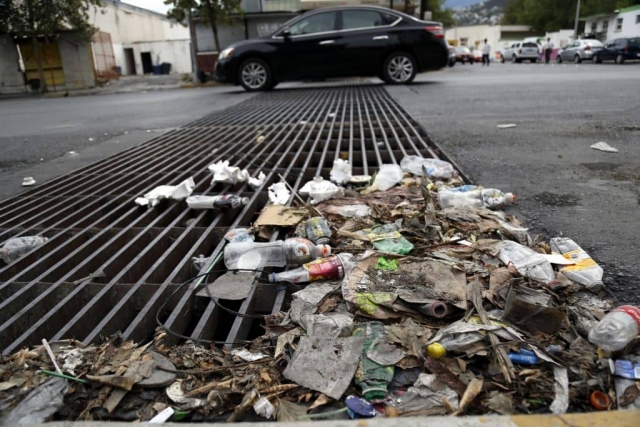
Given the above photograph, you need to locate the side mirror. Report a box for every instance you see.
[282,29,291,40]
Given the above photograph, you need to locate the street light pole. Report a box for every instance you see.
[574,0,581,38]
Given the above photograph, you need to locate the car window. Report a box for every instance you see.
[341,10,386,30]
[288,12,338,36]
[630,38,639,47]
[523,42,537,48]
[616,39,628,47]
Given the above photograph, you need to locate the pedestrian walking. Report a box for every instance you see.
[482,39,491,66]
[544,37,554,64]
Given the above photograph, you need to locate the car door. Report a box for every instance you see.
[601,40,617,60]
[335,9,399,76]
[270,11,342,80]
[563,41,577,60]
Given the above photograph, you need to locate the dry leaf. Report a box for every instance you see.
[260,371,272,384]
[308,394,331,411]
[456,358,467,373]
[87,374,135,391]
[452,377,483,416]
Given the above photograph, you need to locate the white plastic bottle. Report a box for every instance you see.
[439,188,515,210]
[549,237,603,291]
[426,332,486,359]
[0,236,48,263]
[498,240,556,284]
[400,155,458,179]
[588,306,640,351]
[224,238,331,270]
[186,195,249,209]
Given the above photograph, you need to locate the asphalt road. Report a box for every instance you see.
[0,86,252,199]
[389,61,640,304]
[1,62,638,303]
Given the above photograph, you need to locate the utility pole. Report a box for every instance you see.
[188,7,199,83]
[574,0,581,38]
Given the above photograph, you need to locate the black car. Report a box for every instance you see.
[214,6,448,91]
[594,38,640,64]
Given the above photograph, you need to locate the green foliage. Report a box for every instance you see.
[1,0,101,41]
[165,0,243,52]
[502,0,639,32]
[425,0,456,27]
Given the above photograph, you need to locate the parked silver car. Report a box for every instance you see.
[557,39,604,63]
[501,41,539,63]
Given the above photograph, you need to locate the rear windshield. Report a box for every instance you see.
[522,42,537,47]
[585,40,603,47]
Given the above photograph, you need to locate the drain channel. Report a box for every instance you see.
[0,84,457,354]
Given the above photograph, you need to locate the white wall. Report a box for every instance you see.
[545,30,575,49]
[585,9,640,41]
[88,1,191,75]
[0,37,25,94]
[445,25,501,51]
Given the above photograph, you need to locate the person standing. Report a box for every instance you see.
[482,39,491,66]
[544,37,554,64]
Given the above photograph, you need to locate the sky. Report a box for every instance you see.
[122,0,171,14]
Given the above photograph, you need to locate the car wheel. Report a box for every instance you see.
[616,54,625,64]
[512,55,518,63]
[574,55,582,64]
[383,52,417,85]
[238,59,271,91]
[595,54,602,63]
[531,58,537,63]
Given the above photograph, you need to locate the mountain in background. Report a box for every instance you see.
[451,0,510,25]
[445,0,484,8]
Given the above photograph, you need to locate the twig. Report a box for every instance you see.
[469,275,514,383]
[41,369,89,384]
[157,358,274,375]
[42,338,62,374]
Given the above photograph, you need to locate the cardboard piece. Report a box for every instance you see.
[254,204,306,228]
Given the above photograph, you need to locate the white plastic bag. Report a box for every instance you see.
[330,159,352,185]
[268,182,290,205]
[400,155,457,179]
[372,164,404,191]
[299,177,343,205]
[135,177,195,208]
[248,172,266,189]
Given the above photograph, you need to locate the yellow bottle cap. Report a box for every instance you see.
[426,343,446,359]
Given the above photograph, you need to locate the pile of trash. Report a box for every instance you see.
[2,155,639,423]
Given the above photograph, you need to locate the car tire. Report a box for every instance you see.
[382,52,417,85]
[238,58,272,91]
[574,55,582,64]
[531,58,537,63]
[512,55,518,63]
[595,54,602,63]
[556,55,563,63]
[616,54,625,64]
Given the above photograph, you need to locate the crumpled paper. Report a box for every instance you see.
[329,159,352,185]
[268,182,290,205]
[135,177,195,208]
[300,177,343,205]
[208,161,265,188]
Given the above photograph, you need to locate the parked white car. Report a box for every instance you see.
[501,41,539,63]
[557,39,604,63]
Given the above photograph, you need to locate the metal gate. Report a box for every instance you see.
[92,31,118,81]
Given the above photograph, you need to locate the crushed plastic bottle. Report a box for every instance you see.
[439,188,516,210]
[305,217,332,245]
[224,238,331,270]
[363,223,413,255]
[268,253,354,284]
[186,195,249,209]
[400,155,458,179]
[353,322,394,400]
[498,240,556,285]
[1,235,48,264]
[549,237,604,291]
[299,177,343,205]
[588,305,640,351]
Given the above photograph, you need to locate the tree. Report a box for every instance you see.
[503,0,640,32]
[421,0,455,27]
[165,0,243,54]
[1,0,101,92]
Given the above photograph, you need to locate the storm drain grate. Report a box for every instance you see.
[0,84,459,355]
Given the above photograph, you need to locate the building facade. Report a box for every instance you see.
[88,0,192,76]
[583,5,640,42]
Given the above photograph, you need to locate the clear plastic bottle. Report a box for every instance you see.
[549,237,604,291]
[224,238,331,270]
[0,235,48,263]
[439,188,515,210]
[588,306,640,351]
[425,332,486,359]
[498,240,556,284]
[305,217,332,245]
[400,155,458,179]
[186,195,249,209]
[269,253,354,284]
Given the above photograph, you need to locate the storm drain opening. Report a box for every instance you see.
[0,84,455,355]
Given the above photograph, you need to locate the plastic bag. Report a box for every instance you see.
[400,155,457,179]
[299,177,343,205]
[372,164,404,191]
[268,182,290,205]
[330,159,352,185]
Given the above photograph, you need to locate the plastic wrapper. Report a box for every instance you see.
[330,159,352,185]
[371,164,404,191]
[299,177,344,205]
[267,182,290,205]
[135,177,195,208]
